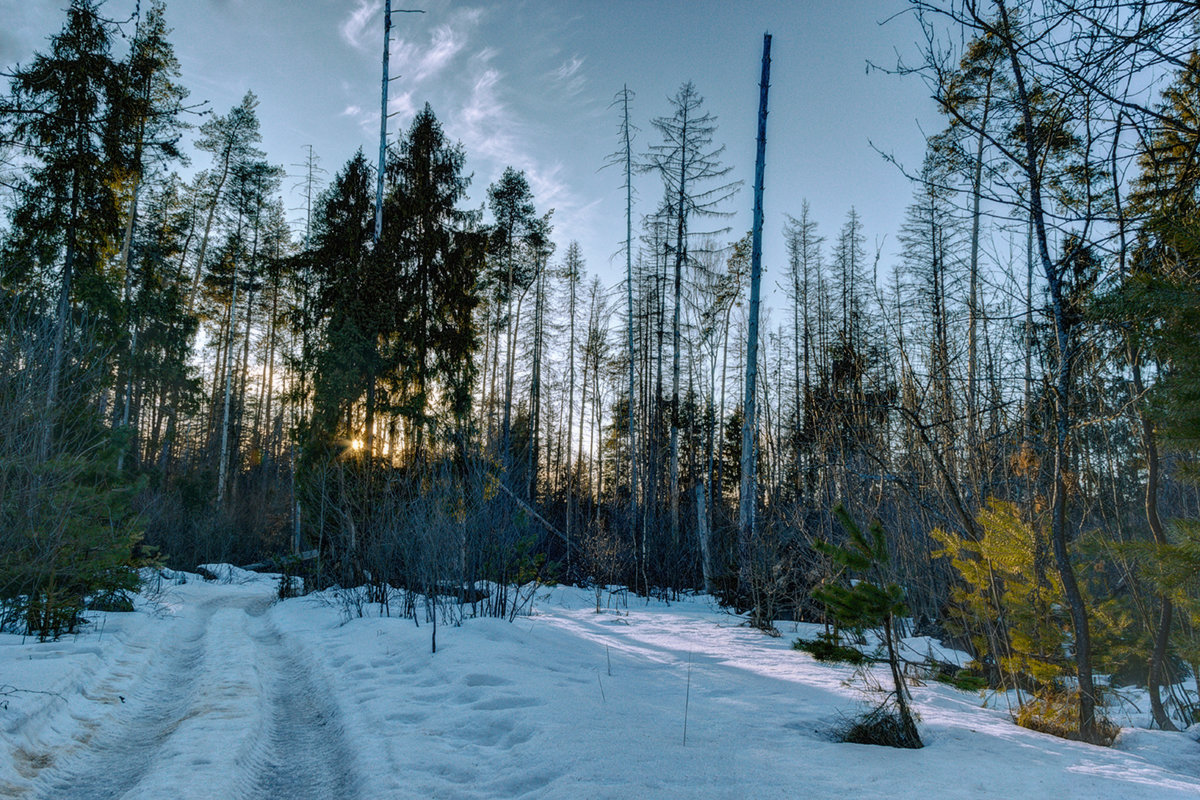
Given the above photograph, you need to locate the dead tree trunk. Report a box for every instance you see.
[739,33,772,626]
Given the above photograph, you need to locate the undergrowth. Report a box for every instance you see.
[837,699,924,749]
[793,632,870,665]
[1014,688,1120,746]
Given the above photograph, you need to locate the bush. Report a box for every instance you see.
[934,667,988,692]
[838,700,923,749]
[0,306,147,640]
[1014,688,1120,746]
[812,504,922,748]
[793,633,870,665]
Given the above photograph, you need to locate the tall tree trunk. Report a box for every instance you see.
[566,261,578,565]
[44,161,82,457]
[670,218,684,545]
[186,159,233,317]
[217,263,240,506]
[529,256,545,500]
[1023,212,1034,441]
[967,84,992,485]
[1112,123,1177,730]
[739,34,771,623]
[501,235,517,449]
[670,102,691,545]
[621,86,640,587]
[261,270,280,463]
[578,339,589,507]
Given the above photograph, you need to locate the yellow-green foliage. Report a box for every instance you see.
[932,499,1069,686]
[1014,687,1120,745]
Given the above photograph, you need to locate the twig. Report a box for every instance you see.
[494,481,568,544]
[686,652,696,748]
[0,684,65,702]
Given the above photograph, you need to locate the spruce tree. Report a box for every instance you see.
[1,0,125,440]
[382,105,484,454]
[308,151,378,446]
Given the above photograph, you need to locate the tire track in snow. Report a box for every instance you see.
[239,610,361,800]
[30,597,222,800]
[29,592,360,800]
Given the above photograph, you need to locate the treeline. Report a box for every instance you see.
[1,0,1198,745]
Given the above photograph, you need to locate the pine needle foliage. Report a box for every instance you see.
[814,503,921,749]
[932,499,1068,687]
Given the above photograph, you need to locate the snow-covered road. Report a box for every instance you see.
[5,576,360,800]
[2,569,1199,799]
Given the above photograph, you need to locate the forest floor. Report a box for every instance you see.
[1,567,1198,799]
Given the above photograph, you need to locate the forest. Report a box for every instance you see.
[1,0,1198,751]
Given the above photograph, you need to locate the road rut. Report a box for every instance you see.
[30,594,360,800]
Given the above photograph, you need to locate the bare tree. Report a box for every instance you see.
[645,82,739,543]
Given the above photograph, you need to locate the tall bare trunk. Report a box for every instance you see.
[739,34,771,622]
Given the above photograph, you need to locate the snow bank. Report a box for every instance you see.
[272,584,1200,799]
[1,571,1196,799]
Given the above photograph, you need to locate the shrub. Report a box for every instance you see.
[813,504,922,748]
[839,701,924,750]
[0,307,147,640]
[1014,688,1120,746]
[934,668,988,692]
[793,633,870,665]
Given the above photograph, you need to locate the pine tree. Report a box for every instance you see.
[128,176,200,471]
[109,0,189,459]
[815,504,922,749]
[1111,57,1200,720]
[644,82,739,542]
[186,92,265,317]
[486,168,538,453]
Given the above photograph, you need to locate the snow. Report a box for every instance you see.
[1,570,1197,799]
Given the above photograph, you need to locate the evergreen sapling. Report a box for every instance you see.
[814,503,922,748]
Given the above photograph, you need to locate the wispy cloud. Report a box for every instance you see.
[554,56,583,82]
[458,65,507,158]
[388,22,464,84]
[339,4,479,136]
[341,90,415,133]
[340,2,481,86]
[447,60,574,222]
[388,91,417,123]
[339,0,381,53]
[335,2,587,241]
[552,56,586,97]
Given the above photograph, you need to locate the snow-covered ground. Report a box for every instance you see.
[1,568,1197,799]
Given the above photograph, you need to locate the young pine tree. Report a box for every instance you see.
[815,504,922,749]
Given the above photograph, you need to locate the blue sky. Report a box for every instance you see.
[3,0,942,297]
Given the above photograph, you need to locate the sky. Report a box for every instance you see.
[2,0,944,302]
